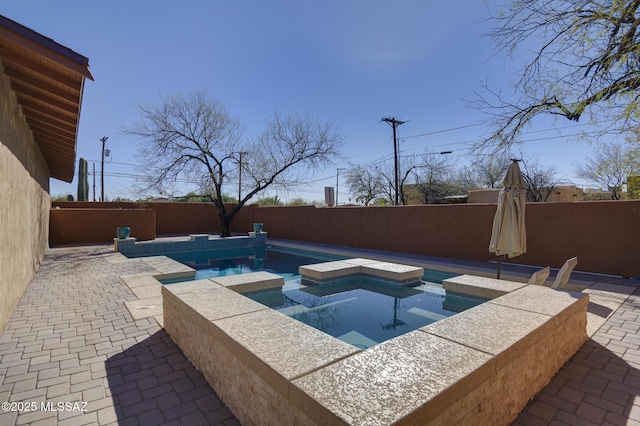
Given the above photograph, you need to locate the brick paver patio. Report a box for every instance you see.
[0,246,238,426]
[514,285,640,426]
[0,244,638,425]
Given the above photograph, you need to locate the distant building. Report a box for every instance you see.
[583,187,615,201]
[467,186,584,204]
[402,183,466,205]
[547,185,584,202]
[467,189,501,204]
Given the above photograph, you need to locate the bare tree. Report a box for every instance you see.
[376,159,417,205]
[412,152,453,204]
[520,157,564,202]
[450,167,479,194]
[478,0,640,150]
[377,165,396,205]
[399,161,418,206]
[472,155,512,188]
[345,164,383,206]
[127,91,341,236]
[575,141,640,199]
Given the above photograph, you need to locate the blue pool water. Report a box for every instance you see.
[162,246,487,348]
[163,245,456,284]
[246,276,486,349]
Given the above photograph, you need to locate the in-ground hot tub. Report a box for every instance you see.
[245,258,488,349]
[162,259,588,425]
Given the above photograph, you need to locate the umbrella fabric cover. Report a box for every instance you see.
[489,161,527,258]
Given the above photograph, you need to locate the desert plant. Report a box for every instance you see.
[77,158,89,201]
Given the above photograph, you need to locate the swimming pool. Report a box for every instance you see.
[246,275,486,349]
[162,245,457,284]
[161,245,487,348]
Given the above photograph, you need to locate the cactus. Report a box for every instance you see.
[77,158,89,201]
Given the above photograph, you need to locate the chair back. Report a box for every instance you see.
[527,266,550,286]
[551,257,578,289]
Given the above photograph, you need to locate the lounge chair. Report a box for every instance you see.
[551,257,578,289]
[527,266,550,286]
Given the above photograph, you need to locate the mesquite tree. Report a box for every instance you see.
[127,91,342,236]
[345,165,384,206]
[575,141,640,199]
[478,0,640,150]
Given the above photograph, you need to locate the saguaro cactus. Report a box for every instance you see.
[77,158,89,201]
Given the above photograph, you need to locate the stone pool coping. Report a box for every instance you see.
[114,255,197,324]
[116,255,287,325]
[443,274,637,337]
[161,258,589,425]
[115,251,634,340]
[114,232,267,257]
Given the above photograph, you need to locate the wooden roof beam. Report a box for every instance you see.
[21,102,77,127]
[26,117,76,140]
[5,77,80,105]
[16,91,77,116]
[1,52,84,90]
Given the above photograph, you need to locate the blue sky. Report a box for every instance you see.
[2,1,606,202]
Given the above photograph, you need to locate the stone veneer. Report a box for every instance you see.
[162,263,589,425]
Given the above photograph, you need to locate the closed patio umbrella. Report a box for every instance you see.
[489,160,526,278]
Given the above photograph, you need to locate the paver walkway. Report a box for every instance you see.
[515,285,640,426]
[0,246,238,426]
[0,244,639,425]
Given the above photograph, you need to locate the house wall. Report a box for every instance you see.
[0,64,51,332]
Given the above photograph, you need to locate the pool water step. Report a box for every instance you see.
[210,271,284,293]
[299,257,423,285]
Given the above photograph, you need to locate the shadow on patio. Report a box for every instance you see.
[105,329,239,425]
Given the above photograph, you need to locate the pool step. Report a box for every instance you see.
[442,274,527,299]
[210,271,284,294]
[141,255,196,281]
[299,257,423,285]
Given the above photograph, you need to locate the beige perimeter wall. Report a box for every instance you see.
[0,63,51,333]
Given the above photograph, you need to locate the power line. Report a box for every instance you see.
[401,122,483,139]
[340,127,610,172]
[399,119,610,142]
[92,122,602,176]
[85,119,617,201]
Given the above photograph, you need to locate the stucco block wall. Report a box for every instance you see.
[50,208,156,244]
[0,63,51,332]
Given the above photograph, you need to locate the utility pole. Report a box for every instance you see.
[92,163,96,201]
[336,168,345,206]
[381,117,405,205]
[238,151,248,203]
[100,136,108,202]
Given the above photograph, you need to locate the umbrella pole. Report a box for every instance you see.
[497,255,502,279]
